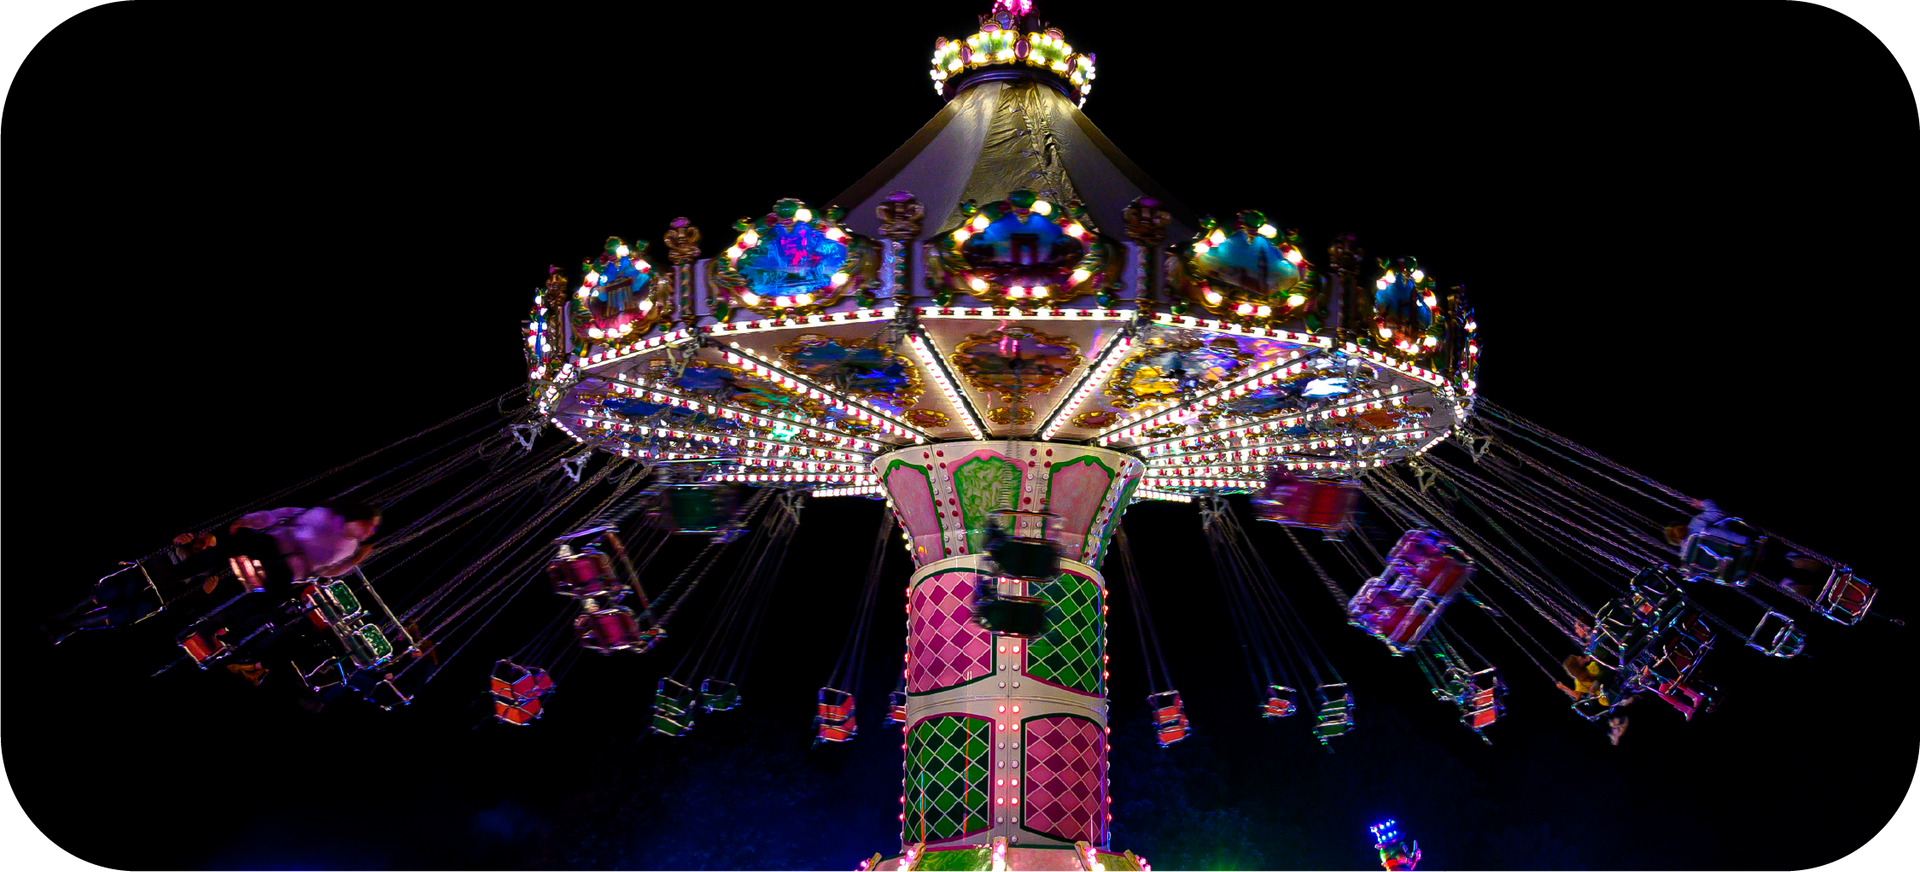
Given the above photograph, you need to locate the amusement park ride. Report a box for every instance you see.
[68,3,1895,870]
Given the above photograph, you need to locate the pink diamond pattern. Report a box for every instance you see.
[1022,715,1104,843]
[910,572,993,692]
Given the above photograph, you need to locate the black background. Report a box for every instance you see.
[5,2,1916,869]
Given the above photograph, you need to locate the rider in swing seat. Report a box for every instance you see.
[46,501,381,648]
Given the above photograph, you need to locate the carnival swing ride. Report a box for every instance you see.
[63,3,1894,870]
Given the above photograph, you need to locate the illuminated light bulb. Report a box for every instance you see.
[1204,290,1224,305]
[953,228,973,244]
[1257,224,1278,238]
[1423,335,1438,347]
[1009,286,1027,297]
[1070,268,1091,285]
[969,276,990,292]
[830,271,850,287]
[794,208,813,223]
[972,215,991,231]
[1256,305,1272,317]
[1466,320,1478,331]
[775,296,793,307]
[1379,326,1394,339]
[587,327,604,339]
[1236,302,1255,316]
[638,298,654,312]
[1193,241,1210,254]
[1286,293,1307,308]
[1412,269,1425,282]
[739,292,761,306]
[796,293,815,306]
[725,246,743,261]
[1208,229,1227,245]
[1032,200,1053,215]
[1065,223,1086,238]
[741,230,760,247]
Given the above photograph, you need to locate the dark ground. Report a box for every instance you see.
[5,2,1916,869]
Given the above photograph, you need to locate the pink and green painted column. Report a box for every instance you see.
[870,441,1148,869]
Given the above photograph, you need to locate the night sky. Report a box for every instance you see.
[6,2,1917,869]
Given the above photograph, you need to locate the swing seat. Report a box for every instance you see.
[1313,684,1356,743]
[1746,611,1805,658]
[365,672,417,711]
[1261,685,1298,719]
[701,678,742,713]
[1630,565,1685,599]
[1679,521,1768,586]
[988,538,1061,580]
[817,687,855,723]
[1814,567,1875,625]
[494,696,544,726]
[1148,690,1185,725]
[885,690,908,726]
[577,606,645,653]
[547,548,624,598]
[304,579,365,626]
[1348,533,1472,655]
[815,716,858,744]
[652,678,699,736]
[342,623,395,669]
[179,631,229,667]
[972,593,1051,637]
[1155,714,1191,747]
[490,660,556,702]
[1251,473,1362,532]
[1462,669,1506,735]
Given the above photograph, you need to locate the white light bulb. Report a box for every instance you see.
[794,208,813,223]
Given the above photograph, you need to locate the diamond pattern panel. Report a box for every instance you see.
[904,714,992,844]
[1022,715,1104,844]
[910,571,993,693]
[1024,570,1104,695]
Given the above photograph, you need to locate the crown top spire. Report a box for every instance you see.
[929,1,1095,105]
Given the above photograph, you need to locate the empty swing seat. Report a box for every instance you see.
[815,687,857,744]
[1313,684,1356,745]
[303,579,365,627]
[885,690,908,726]
[342,623,396,669]
[1747,611,1806,658]
[490,660,557,702]
[495,695,545,726]
[1261,685,1298,719]
[1679,519,1768,586]
[1814,567,1876,625]
[577,605,646,653]
[1461,669,1506,737]
[1630,565,1685,599]
[651,678,698,737]
[1148,691,1191,746]
[547,547,624,599]
[701,678,742,713]
[1251,472,1362,532]
[1347,529,1475,654]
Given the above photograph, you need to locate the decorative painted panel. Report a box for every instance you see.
[904,714,993,845]
[950,450,1021,552]
[885,459,946,565]
[910,571,995,694]
[1044,455,1116,562]
[1021,714,1105,845]
[1023,570,1104,696]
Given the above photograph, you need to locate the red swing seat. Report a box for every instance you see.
[1347,530,1475,654]
[815,687,857,744]
[1814,567,1876,625]
[1251,472,1362,532]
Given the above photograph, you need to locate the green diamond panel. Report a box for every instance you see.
[903,714,992,844]
[952,453,1021,552]
[1025,571,1104,695]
